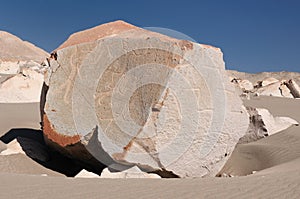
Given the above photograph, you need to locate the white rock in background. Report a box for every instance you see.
[0,61,20,74]
[227,70,300,99]
[256,81,285,97]
[0,68,44,103]
[285,79,300,98]
[239,79,254,91]
[0,30,49,103]
[257,108,298,135]
[279,83,294,98]
[255,79,300,99]
[230,78,253,91]
[239,107,299,143]
[259,77,279,87]
[100,166,161,179]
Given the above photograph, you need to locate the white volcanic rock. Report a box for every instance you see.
[279,83,294,98]
[255,80,300,99]
[75,169,100,178]
[100,166,161,179]
[256,81,285,97]
[227,70,300,99]
[239,79,254,91]
[227,70,300,86]
[0,68,44,103]
[0,61,20,74]
[42,20,249,178]
[0,31,49,103]
[230,78,253,91]
[259,77,279,87]
[285,79,300,98]
[257,108,298,135]
[239,107,299,143]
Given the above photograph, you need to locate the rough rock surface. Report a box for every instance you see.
[259,77,279,87]
[239,107,299,143]
[42,20,249,178]
[285,80,300,98]
[56,20,138,50]
[228,70,300,99]
[227,70,300,86]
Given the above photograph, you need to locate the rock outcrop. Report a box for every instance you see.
[227,70,300,86]
[239,107,299,143]
[0,31,49,103]
[229,71,300,99]
[0,68,44,102]
[285,79,300,98]
[41,20,249,178]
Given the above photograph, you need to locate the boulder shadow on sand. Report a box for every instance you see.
[0,128,83,176]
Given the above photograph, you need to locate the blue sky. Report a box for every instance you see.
[0,0,299,73]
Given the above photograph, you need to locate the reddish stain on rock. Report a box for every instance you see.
[43,114,80,147]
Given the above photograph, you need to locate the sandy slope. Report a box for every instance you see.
[0,31,48,62]
[0,154,62,176]
[219,96,300,176]
[0,103,40,137]
[0,97,299,198]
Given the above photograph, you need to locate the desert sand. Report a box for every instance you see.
[0,103,40,135]
[0,96,299,198]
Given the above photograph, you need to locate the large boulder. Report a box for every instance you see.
[42,20,249,178]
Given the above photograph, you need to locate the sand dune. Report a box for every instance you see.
[219,125,300,176]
